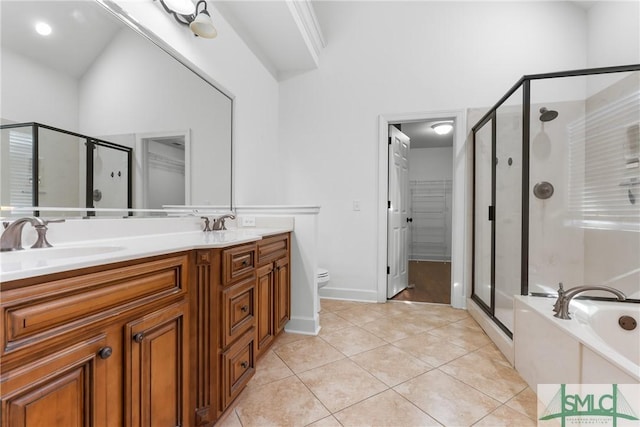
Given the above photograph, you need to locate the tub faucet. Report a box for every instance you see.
[212,214,236,231]
[1,217,46,251]
[553,284,626,320]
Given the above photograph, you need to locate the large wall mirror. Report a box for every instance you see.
[0,0,232,217]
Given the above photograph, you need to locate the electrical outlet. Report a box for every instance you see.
[353,200,361,211]
[241,216,256,227]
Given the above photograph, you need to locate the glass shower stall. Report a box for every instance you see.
[472,64,640,336]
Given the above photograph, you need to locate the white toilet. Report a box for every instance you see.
[317,267,330,312]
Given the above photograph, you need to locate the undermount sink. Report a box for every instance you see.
[1,245,125,262]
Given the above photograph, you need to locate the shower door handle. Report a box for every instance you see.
[406,217,413,223]
[488,206,495,221]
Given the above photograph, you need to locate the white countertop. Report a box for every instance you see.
[0,228,291,283]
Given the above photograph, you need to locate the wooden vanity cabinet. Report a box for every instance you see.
[254,233,291,359]
[0,253,190,427]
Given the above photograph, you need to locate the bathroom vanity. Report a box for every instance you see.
[0,230,291,427]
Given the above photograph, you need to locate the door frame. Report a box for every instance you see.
[135,130,191,209]
[377,110,468,308]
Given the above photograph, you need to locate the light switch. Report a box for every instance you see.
[353,200,361,211]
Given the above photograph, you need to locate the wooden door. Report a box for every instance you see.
[274,257,290,333]
[255,263,274,357]
[387,125,410,298]
[1,335,110,427]
[125,301,189,427]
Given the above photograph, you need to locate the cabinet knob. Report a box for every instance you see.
[240,361,248,369]
[241,305,249,313]
[242,260,249,267]
[98,346,113,359]
[133,332,145,343]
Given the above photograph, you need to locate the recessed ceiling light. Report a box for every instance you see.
[35,22,52,36]
[431,122,454,135]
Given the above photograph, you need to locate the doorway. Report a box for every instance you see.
[387,120,454,304]
[377,110,467,308]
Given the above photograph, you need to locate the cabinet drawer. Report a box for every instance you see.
[221,329,255,409]
[1,255,188,355]
[222,244,256,285]
[257,234,289,266]
[221,275,255,348]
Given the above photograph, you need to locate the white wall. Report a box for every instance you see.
[0,48,79,130]
[278,1,590,300]
[587,1,640,68]
[408,147,453,182]
[111,1,281,206]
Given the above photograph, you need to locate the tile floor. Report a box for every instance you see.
[218,299,539,427]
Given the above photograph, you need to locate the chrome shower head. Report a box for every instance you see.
[539,107,558,122]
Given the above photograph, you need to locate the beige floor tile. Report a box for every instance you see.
[298,358,388,413]
[350,344,432,387]
[473,343,510,365]
[453,317,484,330]
[392,312,451,331]
[275,336,345,373]
[473,405,536,426]
[306,415,344,427]
[358,315,429,342]
[392,332,469,367]
[246,349,294,388]
[321,326,387,356]
[271,331,313,351]
[334,305,385,326]
[320,299,364,313]
[367,301,417,316]
[215,409,242,427]
[427,323,492,351]
[235,376,330,427]
[394,370,501,426]
[505,387,539,420]
[439,351,528,403]
[319,312,354,336]
[334,389,440,427]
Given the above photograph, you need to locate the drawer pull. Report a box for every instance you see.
[240,361,249,369]
[98,346,113,359]
[241,305,249,313]
[242,260,249,267]
[133,332,145,343]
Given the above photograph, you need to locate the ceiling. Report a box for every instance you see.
[213,0,325,81]
[1,1,121,79]
[397,121,454,149]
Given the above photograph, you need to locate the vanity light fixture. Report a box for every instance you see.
[158,0,218,39]
[431,121,454,135]
[35,21,52,36]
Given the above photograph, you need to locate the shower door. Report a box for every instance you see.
[473,115,494,312]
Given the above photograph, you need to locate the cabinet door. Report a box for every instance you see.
[1,335,110,427]
[255,263,274,357]
[274,257,290,333]
[125,301,189,427]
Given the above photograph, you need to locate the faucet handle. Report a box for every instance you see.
[200,217,211,232]
[2,221,9,230]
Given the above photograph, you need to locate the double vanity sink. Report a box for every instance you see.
[0,228,291,282]
[0,225,294,426]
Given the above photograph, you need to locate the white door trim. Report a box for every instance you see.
[377,110,468,308]
[135,129,191,209]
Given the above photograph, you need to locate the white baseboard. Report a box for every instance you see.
[467,298,514,365]
[284,315,320,335]
[318,286,377,302]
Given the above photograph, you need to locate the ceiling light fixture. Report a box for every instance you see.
[158,0,217,39]
[35,22,52,36]
[431,121,454,135]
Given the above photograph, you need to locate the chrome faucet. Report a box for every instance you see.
[553,283,626,320]
[1,217,65,251]
[212,214,236,231]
